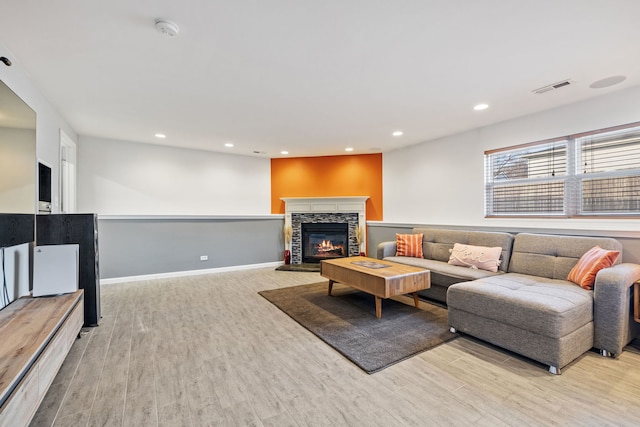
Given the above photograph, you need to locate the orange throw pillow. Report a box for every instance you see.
[567,245,620,290]
[396,233,423,258]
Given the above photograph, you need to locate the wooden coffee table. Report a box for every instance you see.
[320,256,431,319]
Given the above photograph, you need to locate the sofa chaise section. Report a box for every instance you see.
[447,273,594,374]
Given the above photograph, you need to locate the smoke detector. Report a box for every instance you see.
[532,79,573,94]
[155,19,179,37]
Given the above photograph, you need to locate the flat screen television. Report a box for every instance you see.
[38,162,52,214]
[38,162,51,203]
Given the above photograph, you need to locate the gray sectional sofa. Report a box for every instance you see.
[377,228,640,374]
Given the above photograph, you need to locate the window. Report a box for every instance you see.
[485,122,640,217]
[577,127,640,214]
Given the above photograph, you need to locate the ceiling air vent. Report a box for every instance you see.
[532,79,573,94]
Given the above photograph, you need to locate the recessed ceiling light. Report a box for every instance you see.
[155,133,166,138]
[224,143,234,148]
[473,103,489,111]
[280,150,289,155]
[345,147,354,152]
[392,131,403,137]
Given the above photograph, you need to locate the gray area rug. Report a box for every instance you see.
[259,282,457,373]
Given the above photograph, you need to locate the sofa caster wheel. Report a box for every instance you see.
[449,327,457,333]
[548,366,561,375]
[599,349,613,358]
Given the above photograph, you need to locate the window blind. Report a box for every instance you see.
[577,126,640,215]
[485,121,640,218]
[485,141,568,216]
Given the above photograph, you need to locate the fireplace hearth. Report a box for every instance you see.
[301,223,348,263]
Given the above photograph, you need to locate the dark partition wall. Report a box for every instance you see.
[36,214,100,326]
[0,214,35,248]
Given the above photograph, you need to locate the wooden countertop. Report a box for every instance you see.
[0,290,83,407]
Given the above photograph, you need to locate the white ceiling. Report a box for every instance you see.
[1,0,639,158]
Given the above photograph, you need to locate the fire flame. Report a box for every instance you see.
[318,240,335,250]
[313,239,344,257]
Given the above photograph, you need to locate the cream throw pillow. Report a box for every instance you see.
[448,243,502,272]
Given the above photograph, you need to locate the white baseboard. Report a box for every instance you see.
[100,261,284,285]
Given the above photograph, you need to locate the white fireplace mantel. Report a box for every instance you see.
[281,196,369,258]
[281,196,369,215]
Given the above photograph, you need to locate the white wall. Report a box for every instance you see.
[0,243,30,309]
[77,137,271,215]
[0,128,36,213]
[0,41,79,213]
[0,41,78,308]
[383,85,640,234]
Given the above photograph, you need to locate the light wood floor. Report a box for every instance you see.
[32,268,640,426]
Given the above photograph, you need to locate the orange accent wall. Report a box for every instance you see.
[271,153,383,220]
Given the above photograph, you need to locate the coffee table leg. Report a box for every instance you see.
[375,296,382,319]
[412,292,420,308]
[328,280,334,296]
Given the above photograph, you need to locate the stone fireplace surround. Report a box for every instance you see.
[281,197,368,264]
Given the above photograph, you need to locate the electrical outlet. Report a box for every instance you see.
[200,255,208,261]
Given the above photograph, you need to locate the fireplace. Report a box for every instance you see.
[301,222,349,263]
[282,196,369,264]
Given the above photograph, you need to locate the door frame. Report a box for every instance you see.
[59,129,77,213]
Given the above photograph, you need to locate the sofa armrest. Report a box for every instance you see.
[593,263,640,356]
[377,241,397,259]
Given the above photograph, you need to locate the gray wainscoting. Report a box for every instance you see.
[367,222,640,264]
[99,216,640,281]
[98,215,285,280]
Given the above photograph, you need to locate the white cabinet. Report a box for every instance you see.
[33,244,79,297]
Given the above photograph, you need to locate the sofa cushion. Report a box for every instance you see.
[508,233,623,280]
[395,233,423,258]
[384,256,502,283]
[413,228,514,272]
[447,273,593,339]
[448,243,502,272]
[567,246,620,290]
